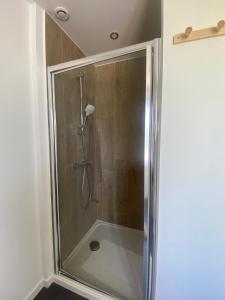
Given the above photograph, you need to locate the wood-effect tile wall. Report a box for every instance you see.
[46,14,84,66]
[94,57,146,230]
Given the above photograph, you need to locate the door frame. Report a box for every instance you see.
[47,39,161,300]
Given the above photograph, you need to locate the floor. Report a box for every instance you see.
[34,283,87,300]
[63,220,144,300]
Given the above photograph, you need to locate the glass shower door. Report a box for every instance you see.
[48,41,160,300]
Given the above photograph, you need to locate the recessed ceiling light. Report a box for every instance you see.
[110,32,119,40]
[54,7,70,21]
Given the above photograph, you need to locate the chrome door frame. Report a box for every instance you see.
[47,39,161,300]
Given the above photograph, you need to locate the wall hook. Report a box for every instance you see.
[183,26,193,38]
[216,20,225,31]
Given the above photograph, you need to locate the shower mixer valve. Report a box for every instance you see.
[72,160,92,168]
[77,126,86,135]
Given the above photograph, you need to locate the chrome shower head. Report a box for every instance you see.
[81,104,95,128]
[85,104,95,117]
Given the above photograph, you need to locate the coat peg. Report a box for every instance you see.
[216,20,225,31]
[183,26,193,38]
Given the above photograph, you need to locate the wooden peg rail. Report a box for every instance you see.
[173,20,225,44]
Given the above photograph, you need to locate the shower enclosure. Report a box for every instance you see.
[48,40,160,300]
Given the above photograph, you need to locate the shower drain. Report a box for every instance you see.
[89,240,100,251]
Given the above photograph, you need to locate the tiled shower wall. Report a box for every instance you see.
[46,15,84,65]
[94,58,146,230]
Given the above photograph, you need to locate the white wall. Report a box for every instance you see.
[156,1,225,299]
[0,1,44,299]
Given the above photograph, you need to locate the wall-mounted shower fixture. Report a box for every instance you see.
[54,7,70,21]
[82,104,95,127]
[75,75,96,209]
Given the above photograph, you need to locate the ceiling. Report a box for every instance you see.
[35,0,160,56]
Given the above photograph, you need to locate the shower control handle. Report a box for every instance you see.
[73,160,92,169]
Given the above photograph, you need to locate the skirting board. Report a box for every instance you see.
[25,275,54,300]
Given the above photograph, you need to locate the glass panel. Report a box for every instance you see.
[54,50,146,300]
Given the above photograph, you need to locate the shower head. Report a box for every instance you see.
[81,104,95,128]
[85,104,95,117]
